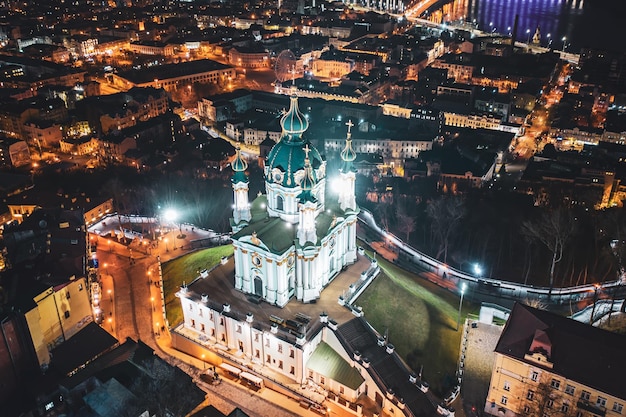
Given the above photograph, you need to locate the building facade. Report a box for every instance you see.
[230,93,359,306]
[485,303,626,417]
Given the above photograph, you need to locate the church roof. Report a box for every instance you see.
[265,94,324,188]
[306,341,364,390]
[231,195,350,253]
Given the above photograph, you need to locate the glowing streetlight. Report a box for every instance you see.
[164,237,169,252]
[108,289,112,302]
[108,317,113,331]
[201,354,206,370]
[457,282,467,331]
[526,29,531,44]
[151,296,155,312]
[473,263,483,277]
[561,36,567,52]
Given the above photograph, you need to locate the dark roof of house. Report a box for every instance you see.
[50,321,119,376]
[117,59,233,85]
[336,317,439,417]
[495,302,626,399]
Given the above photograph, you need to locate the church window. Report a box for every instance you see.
[278,360,283,369]
[320,376,325,385]
[267,354,271,363]
[290,366,295,375]
[201,324,205,332]
[340,387,344,395]
[221,334,225,342]
[191,319,195,328]
[276,195,284,211]
[255,333,259,342]
[290,349,294,358]
[198,308,202,317]
[255,349,260,358]
[278,344,283,353]
[211,329,215,337]
[237,325,242,333]
[220,318,224,326]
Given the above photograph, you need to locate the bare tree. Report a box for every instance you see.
[396,204,416,242]
[521,208,576,298]
[425,196,466,263]
[520,376,576,417]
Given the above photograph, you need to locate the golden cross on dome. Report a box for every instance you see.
[303,144,310,160]
[346,119,354,134]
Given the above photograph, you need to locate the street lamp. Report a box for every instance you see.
[108,239,112,252]
[201,354,206,371]
[561,36,567,52]
[457,282,467,331]
[526,29,531,44]
[547,33,552,49]
[164,237,169,252]
[590,284,600,325]
[108,289,112,302]
[473,263,483,277]
[108,317,113,331]
[151,296,155,312]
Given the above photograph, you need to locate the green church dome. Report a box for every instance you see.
[266,94,324,188]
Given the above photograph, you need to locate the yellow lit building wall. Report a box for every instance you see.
[487,352,626,417]
[24,278,93,367]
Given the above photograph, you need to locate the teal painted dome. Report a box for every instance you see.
[266,141,324,187]
[266,94,324,188]
[281,95,309,135]
[231,147,248,183]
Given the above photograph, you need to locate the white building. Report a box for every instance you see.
[172,93,442,417]
[230,93,359,306]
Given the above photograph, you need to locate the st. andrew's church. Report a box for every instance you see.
[229,92,359,306]
[172,93,440,417]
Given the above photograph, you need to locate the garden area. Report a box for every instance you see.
[162,244,234,327]
[355,247,479,397]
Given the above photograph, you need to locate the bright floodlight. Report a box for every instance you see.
[473,263,483,276]
[163,208,178,222]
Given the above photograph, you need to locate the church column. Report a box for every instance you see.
[231,148,251,233]
[338,121,357,213]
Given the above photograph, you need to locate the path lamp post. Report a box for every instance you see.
[151,296,155,312]
[457,282,467,331]
[590,284,600,325]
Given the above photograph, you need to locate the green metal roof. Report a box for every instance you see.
[306,342,364,390]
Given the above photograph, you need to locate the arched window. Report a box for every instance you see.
[276,195,284,211]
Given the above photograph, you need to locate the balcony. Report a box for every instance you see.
[577,400,606,417]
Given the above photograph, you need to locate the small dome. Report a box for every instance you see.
[232,148,248,172]
[231,148,248,183]
[280,94,309,136]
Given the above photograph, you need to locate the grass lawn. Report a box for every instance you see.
[162,245,234,327]
[355,249,478,397]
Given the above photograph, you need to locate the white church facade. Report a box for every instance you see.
[229,92,359,307]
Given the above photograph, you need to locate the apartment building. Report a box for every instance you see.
[485,303,626,417]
